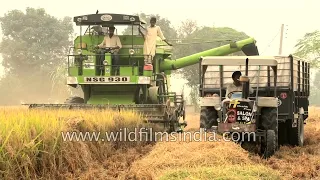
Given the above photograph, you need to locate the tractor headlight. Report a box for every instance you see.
[103,60,108,65]
[129,49,135,55]
[214,103,222,111]
[77,49,82,54]
[138,76,151,84]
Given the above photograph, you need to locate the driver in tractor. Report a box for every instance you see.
[225,71,254,98]
[95,26,122,75]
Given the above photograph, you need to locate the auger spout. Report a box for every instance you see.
[160,37,259,71]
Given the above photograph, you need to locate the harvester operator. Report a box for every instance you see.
[225,71,254,98]
[95,26,122,75]
[138,17,172,65]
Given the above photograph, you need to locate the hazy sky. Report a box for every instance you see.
[0,0,318,55]
[0,0,318,100]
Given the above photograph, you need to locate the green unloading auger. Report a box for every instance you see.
[160,37,259,71]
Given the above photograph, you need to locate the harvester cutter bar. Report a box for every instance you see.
[22,103,170,123]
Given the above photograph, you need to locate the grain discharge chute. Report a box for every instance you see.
[23,12,259,132]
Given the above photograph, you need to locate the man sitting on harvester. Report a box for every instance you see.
[95,26,122,75]
[138,17,172,65]
[225,71,254,98]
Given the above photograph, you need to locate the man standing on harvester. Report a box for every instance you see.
[96,26,122,75]
[139,17,172,65]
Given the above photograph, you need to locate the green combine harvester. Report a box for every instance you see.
[24,13,259,132]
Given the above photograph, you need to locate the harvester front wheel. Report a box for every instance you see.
[64,96,84,104]
[200,106,218,130]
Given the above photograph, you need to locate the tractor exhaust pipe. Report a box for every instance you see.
[241,58,249,99]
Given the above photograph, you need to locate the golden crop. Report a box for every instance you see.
[0,107,148,179]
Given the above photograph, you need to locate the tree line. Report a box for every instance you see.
[0,8,319,105]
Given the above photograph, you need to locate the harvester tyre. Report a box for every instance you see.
[289,114,304,147]
[200,107,218,130]
[262,130,276,159]
[64,96,84,104]
[260,108,278,149]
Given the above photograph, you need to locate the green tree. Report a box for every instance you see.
[294,30,320,67]
[0,7,74,105]
[309,70,320,105]
[294,30,320,106]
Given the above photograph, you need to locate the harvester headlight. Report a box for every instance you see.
[214,103,222,111]
[67,77,78,84]
[77,49,82,54]
[103,60,108,65]
[87,55,94,62]
[129,49,135,55]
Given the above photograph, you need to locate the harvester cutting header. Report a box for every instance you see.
[25,12,260,132]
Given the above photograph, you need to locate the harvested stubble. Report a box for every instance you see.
[127,107,320,180]
[0,107,154,180]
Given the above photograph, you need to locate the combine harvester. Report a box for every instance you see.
[23,12,259,132]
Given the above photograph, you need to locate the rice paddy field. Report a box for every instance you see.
[0,106,319,180]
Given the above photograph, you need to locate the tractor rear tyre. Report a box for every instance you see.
[200,107,218,130]
[64,96,84,104]
[289,114,304,146]
[261,130,276,159]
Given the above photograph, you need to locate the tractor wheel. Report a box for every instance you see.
[200,107,218,130]
[64,96,84,104]
[260,108,278,149]
[261,130,276,159]
[289,114,304,146]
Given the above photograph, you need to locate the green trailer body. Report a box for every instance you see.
[25,13,259,132]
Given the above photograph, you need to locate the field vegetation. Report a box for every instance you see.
[0,106,319,179]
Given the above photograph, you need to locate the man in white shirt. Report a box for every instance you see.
[139,17,172,65]
[96,27,122,75]
[225,71,254,98]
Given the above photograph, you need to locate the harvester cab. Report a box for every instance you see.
[199,56,279,158]
[71,13,152,78]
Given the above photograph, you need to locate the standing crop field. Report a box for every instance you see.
[0,107,155,179]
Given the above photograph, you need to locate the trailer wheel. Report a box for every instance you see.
[64,96,84,104]
[260,108,278,149]
[261,130,276,159]
[289,114,304,146]
[200,107,218,130]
